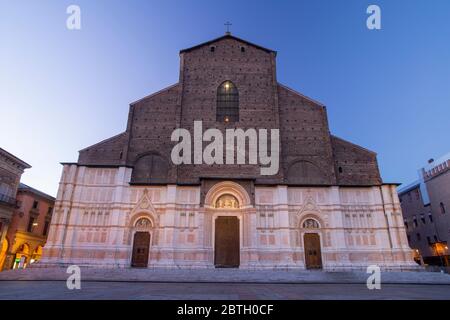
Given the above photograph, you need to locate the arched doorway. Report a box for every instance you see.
[205,181,252,268]
[13,243,30,269]
[131,217,152,268]
[31,245,43,265]
[214,194,240,268]
[301,218,323,270]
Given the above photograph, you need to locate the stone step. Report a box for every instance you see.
[1,267,450,284]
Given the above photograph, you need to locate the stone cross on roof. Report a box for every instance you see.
[224,21,232,35]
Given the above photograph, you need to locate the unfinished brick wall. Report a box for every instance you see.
[76,34,382,187]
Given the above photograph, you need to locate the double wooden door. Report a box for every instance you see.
[304,233,323,269]
[131,232,150,267]
[214,216,240,268]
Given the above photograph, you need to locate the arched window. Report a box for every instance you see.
[217,81,239,123]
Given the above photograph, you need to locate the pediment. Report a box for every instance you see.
[132,189,156,215]
[298,195,321,215]
[179,34,276,55]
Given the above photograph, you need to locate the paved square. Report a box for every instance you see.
[0,268,450,299]
[0,281,450,300]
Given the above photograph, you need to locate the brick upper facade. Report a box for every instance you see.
[76,34,382,187]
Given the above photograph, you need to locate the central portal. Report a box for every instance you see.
[214,216,240,268]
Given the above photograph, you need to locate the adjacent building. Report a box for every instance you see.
[398,152,450,266]
[2,183,55,270]
[0,148,31,270]
[40,33,415,270]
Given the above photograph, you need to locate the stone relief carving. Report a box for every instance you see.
[135,217,152,231]
[302,218,320,229]
[215,194,239,209]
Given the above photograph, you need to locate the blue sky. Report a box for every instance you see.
[1,0,449,196]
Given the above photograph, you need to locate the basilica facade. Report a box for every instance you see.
[40,33,416,270]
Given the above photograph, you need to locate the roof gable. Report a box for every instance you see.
[179,33,276,55]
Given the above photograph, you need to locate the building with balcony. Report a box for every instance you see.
[0,148,31,270]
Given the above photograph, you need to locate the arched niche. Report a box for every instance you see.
[131,152,168,184]
[204,181,251,209]
[301,218,320,229]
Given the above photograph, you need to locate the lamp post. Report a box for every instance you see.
[443,245,449,268]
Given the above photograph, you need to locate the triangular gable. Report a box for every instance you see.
[179,33,276,55]
[132,188,157,216]
[298,195,322,215]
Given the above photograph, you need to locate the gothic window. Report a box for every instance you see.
[216,81,239,123]
[440,202,446,214]
[302,218,320,229]
[215,194,239,209]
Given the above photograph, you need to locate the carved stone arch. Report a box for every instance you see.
[131,151,169,184]
[129,212,156,230]
[127,211,157,247]
[125,190,159,246]
[286,160,327,185]
[204,181,252,209]
[299,216,322,229]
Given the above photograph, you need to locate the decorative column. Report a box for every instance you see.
[330,186,350,268]
[275,185,294,266]
[110,166,128,266]
[160,184,177,266]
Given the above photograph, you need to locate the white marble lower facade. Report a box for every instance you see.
[40,165,417,271]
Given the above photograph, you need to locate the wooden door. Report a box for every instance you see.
[214,216,239,268]
[131,232,150,267]
[304,233,322,269]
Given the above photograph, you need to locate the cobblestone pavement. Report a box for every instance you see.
[0,281,449,300]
